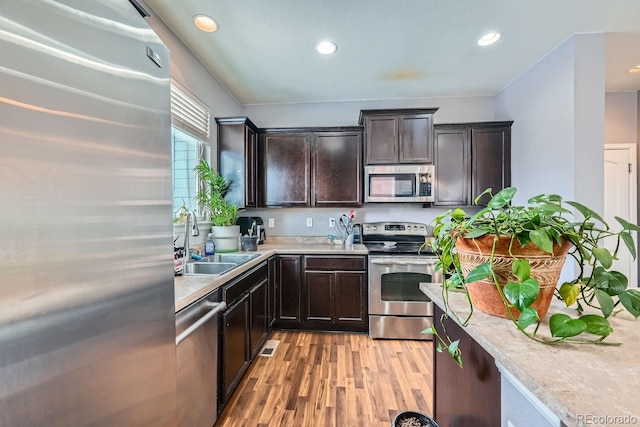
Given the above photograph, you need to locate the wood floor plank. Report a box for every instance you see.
[214,331,433,427]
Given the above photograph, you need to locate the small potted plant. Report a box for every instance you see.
[194,159,240,252]
[428,187,640,366]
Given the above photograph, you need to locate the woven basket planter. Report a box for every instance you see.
[455,234,572,319]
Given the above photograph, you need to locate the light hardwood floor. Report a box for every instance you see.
[215,331,434,427]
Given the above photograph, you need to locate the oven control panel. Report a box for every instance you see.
[362,222,428,236]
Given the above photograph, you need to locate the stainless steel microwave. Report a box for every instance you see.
[364,164,435,203]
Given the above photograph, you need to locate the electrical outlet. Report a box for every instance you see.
[268,218,275,228]
[306,217,313,227]
[329,217,336,228]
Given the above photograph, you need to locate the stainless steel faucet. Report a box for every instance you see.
[183,211,199,263]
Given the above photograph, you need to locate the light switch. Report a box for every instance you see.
[268,218,275,228]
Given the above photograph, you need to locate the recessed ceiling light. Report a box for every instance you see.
[194,14,218,32]
[316,40,338,55]
[628,65,640,73]
[478,32,501,46]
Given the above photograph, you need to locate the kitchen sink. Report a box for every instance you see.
[199,253,261,264]
[183,262,238,276]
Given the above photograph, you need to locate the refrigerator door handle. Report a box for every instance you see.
[175,301,227,345]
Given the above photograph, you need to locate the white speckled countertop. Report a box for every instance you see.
[174,240,368,312]
[420,283,640,427]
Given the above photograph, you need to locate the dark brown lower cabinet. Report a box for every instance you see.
[267,256,277,329]
[303,256,367,332]
[275,255,302,328]
[249,278,268,359]
[433,305,501,427]
[219,262,269,406]
[221,294,249,404]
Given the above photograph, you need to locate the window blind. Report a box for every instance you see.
[170,79,210,141]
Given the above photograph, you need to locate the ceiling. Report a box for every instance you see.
[144,0,640,105]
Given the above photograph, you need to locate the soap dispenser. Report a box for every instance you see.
[204,233,215,256]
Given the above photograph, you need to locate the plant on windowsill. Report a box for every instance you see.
[425,186,640,367]
[194,159,240,252]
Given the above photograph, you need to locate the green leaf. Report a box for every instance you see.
[579,314,613,337]
[594,268,628,296]
[517,307,540,330]
[465,263,492,283]
[487,187,517,209]
[620,231,637,261]
[559,282,580,306]
[615,216,640,232]
[436,343,443,353]
[538,204,572,216]
[595,289,614,317]
[463,228,490,239]
[504,278,540,313]
[618,289,640,318]
[422,327,434,334]
[530,228,553,254]
[592,247,613,269]
[549,314,587,338]
[466,207,491,227]
[512,258,530,282]
[451,208,467,221]
[473,188,494,205]
[448,340,460,357]
[566,201,607,226]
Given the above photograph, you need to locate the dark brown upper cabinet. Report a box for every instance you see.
[313,130,362,206]
[216,117,259,208]
[434,121,512,207]
[259,132,311,207]
[358,108,438,165]
[259,127,363,207]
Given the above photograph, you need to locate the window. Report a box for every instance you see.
[170,80,211,218]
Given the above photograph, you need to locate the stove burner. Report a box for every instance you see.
[362,221,434,255]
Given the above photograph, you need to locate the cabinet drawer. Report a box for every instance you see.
[304,256,366,271]
[222,262,268,305]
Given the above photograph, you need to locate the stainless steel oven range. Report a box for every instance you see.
[363,222,442,340]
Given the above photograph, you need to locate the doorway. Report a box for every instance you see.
[604,144,637,288]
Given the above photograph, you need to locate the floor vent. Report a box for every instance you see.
[260,340,280,357]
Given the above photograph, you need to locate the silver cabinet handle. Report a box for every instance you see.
[175,301,227,345]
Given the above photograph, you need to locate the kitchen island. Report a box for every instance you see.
[420,283,640,427]
[175,242,368,311]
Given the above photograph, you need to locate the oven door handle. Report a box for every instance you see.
[370,259,438,266]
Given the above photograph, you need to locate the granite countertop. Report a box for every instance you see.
[174,239,368,312]
[420,283,640,427]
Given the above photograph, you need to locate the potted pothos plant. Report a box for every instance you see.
[427,186,640,367]
[194,159,240,252]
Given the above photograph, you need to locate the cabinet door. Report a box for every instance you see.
[245,127,257,207]
[249,278,268,359]
[304,271,334,325]
[434,128,470,206]
[334,272,367,329]
[365,115,398,164]
[221,294,249,404]
[313,131,362,206]
[276,255,302,328]
[471,126,511,206]
[260,133,311,206]
[399,114,433,163]
[218,123,247,208]
[433,305,501,426]
[267,256,277,329]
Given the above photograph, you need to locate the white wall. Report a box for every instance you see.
[495,34,606,212]
[605,91,639,144]
[139,0,242,168]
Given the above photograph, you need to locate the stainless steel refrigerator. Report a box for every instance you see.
[0,1,177,425]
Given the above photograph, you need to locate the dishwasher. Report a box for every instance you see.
[175,293,226,427]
